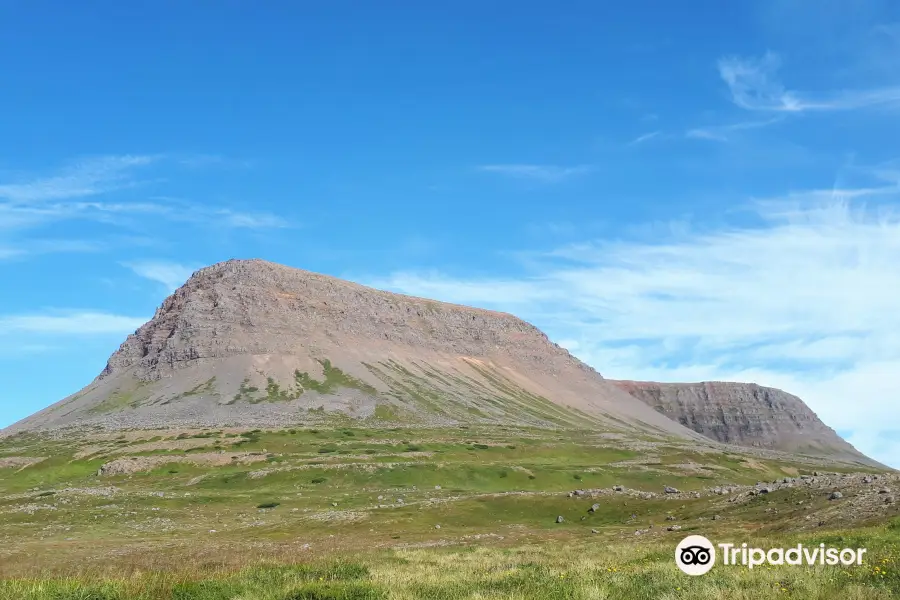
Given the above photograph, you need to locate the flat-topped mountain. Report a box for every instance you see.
[4,259,876,466]
[6,259,698,440]
[610,380,862,459]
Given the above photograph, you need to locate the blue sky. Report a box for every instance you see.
[2,1,899,466]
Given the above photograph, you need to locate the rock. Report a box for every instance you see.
[664,486,679,494]
[665,515,677,521]
[667,525,682,531]
[609,380,862,457]
[574,490,586,497]
[759,487,772,494]
[434,485,441,490]
[589,503,601,513]
[556,515,565,524]
[377,495,383,500]
[878,488,890,494]
[863,476,873,484]
[829,491,844,500]
[613,485,624,492]
[886,497,895,504]
[332,502,338,507]
[434,524,441,529]
[591,529,599,534]
[713,515,721,520]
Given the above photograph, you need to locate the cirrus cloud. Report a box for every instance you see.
[365,192,900,467]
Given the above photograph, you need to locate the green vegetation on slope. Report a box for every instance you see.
[0,425,896,599]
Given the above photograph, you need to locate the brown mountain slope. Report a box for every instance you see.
[6,259,703,440]
[610,380,867,462]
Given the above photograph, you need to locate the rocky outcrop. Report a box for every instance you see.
[100,258,601,382]
[610,380,865,462]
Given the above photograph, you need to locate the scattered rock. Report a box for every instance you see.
[434,524,441,529]
[589,503,601,513]
[879,488,891,494]
[667,525,682,531]
[829,491,844,500]
[713,515,721,520]
[591,529,599,534]
[613,485,624,492]
[556,515,565,524]
[665,515,677,521]
[664,486,679,494]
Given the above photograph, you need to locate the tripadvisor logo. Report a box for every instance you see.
[675,535,716,575]
[675,535,868,576]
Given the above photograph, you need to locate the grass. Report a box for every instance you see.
[1,527,898,599]
[0,425,897,598]
[294,360,379,397]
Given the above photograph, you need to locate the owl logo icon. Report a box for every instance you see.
[675,535,716,575]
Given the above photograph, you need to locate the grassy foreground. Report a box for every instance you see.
[1,424,897,598]
[2,524,899,599]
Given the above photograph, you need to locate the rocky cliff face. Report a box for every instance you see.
[6,260,700,440]
[609,380,862,460]
[101,259,599,381]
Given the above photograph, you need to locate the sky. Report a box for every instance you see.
[1,1,899,467]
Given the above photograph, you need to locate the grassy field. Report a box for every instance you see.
[1,425,897,598]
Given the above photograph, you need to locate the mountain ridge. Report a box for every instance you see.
[3,258,878,467]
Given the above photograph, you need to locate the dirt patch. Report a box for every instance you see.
[98,452,267,475]
[0,456,46,469]
[303,510,369,523]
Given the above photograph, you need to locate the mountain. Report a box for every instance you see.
[610,380,865,461]
[4,259,875,466]
[5,259,700,440]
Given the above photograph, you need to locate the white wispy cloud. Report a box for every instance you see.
[121,260,199,293]
[0,239,109,261]
[213,209,289,229]
[477,164,593,183]
[686,118,783,142]
[718,52,900,112]
[0,312,147,335]
[0,155,159,203]
[367,193,900,467]
[0,156,287,236]
[628,131,661,145]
